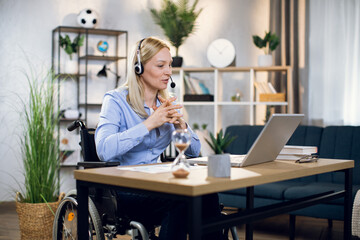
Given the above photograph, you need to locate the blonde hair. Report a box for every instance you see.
[120,37,171,118]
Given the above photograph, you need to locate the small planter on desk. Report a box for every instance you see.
[183,94,214,102]
[208,154,231,178]
[205,129,236,178]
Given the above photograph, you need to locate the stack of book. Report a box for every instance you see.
[183,75,214,101]
[276,145,318,160]
[254,81,285,102]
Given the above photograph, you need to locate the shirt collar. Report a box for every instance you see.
[143,96,161,109]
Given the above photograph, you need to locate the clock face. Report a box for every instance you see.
[207,38,236,68]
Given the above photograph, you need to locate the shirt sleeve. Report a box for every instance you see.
[184,125,201,157]
[95,93,149,162]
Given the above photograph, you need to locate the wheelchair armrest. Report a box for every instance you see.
[77,161,120,168]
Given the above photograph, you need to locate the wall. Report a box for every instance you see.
[0,0,270,201]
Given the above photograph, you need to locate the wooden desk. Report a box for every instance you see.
[75,159,354,240]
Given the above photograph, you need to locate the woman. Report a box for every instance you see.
[95,37,221,240]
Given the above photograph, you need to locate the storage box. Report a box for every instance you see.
[183,94,214,102]
[259,93,286,102]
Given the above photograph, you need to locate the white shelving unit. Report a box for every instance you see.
[172,66,293,134]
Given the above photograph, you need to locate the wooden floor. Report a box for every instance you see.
[0,201,345,240]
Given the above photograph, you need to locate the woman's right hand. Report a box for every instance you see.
[143,97,183,131]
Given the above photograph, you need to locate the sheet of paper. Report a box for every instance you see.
[117,163,206,174]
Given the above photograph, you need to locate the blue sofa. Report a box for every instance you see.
[219,125,360,224]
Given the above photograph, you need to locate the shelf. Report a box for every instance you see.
[53,26,127,36]
[173,66,291,73]
[60,118,84,122]
[182,101,288,106]
[217,101,254,106]
[182,102,215,106]
[254,102,288,106]
[56,73,86,78]
[53,25,128,128]
[79,103,102,107]
[79,55,126,61]
[173,67,293,133]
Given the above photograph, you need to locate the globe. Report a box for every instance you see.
[97,41,109,53]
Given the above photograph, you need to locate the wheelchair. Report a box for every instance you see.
[53,120,239,240]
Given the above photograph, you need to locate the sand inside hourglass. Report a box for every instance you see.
[175,143,189,151]
[172,168,189,178]
[172,143,190,178]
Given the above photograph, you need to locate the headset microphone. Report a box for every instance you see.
[170,76,176,88]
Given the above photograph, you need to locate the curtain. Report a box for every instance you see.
[308,0,360,126]
[269,0,307,116]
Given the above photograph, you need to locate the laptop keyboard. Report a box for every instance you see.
[230,154,246,164]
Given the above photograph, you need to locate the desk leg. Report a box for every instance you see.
[246,186,254,240]
[77,181,89,240]
[188,196,202,240]
[344,168,352,240]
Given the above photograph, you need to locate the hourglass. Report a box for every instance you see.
[171,129,191,178]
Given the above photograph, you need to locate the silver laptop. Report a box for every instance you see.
[189,114,304,167]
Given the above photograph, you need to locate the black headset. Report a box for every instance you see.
[134,38,176,88]
[134,39,145,76]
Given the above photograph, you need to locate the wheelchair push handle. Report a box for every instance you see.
[67,120,86,131]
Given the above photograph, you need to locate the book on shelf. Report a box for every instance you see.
[267,82,277,93]
[254,81,276,94]
[183,75,210,95]
[184,75,196,94]
[279,145,318,155]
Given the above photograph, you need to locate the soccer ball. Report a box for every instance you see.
[77,9,98,28]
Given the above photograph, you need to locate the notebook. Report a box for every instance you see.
[188,114,304,167]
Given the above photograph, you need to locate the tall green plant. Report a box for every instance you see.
[205,129,236,154]
[20,68,60,203]
[150,0,203,56]
[252,31,279,55]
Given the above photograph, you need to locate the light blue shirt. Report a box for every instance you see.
[95,88,201,166]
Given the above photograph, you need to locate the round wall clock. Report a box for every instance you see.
[207,38,236,68]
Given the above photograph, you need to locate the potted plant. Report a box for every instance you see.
[150,0,203,67]
[59,34,84,73]
[205,129,236,178]
[15,66,63,239]
[252,31,279,67]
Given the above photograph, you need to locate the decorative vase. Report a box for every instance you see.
[172,56,183,67]
[208,154,231,178]
[258,54,273,67]
[16,192,64,240]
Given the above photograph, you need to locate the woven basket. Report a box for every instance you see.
[16,192,65,240]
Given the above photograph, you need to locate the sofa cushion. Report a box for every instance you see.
[224,125,263,154]
[284,182,360,205]
[222,180,308,200]
[287,125,323,147]
[317,126,360,184]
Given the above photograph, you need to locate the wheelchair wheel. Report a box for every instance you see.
[53,194,105,240]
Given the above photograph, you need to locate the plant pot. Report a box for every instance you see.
[208,154,231,178]
[172,56,183,67]
[16,192,64,240]
[257,54,273,67]
[64,57,78,74]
